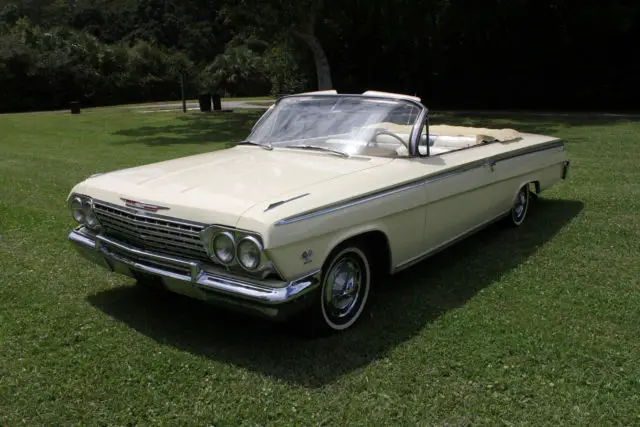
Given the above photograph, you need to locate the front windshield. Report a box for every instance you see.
[247,95,423,157]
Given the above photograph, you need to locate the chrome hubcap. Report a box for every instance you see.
[513,189,528,221]
[323,257,362,319]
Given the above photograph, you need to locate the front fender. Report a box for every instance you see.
[264,222,389,281]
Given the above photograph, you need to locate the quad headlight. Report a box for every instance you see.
[70,196,85,223]
[83,199,100,229]
[210,231,235,264]
[68,194,101,231]
[202,226,268,273]
[236,236,262,271]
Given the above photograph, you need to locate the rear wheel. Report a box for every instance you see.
[507,184,530,227]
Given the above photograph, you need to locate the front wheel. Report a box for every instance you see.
[298,244,372,335]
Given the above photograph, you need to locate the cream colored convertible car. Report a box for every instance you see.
[68,91,570,333]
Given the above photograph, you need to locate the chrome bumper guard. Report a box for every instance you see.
[68,228,320,319]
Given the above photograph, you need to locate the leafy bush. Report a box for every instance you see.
[197,44,270,97]
[196,40,308,97]
[0,19,194,112]
[264,43,308,96]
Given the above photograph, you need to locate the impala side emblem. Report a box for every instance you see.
[121,198,170,213]
[301,249,314,264]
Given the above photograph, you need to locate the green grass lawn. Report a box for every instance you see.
[1,107,638,425]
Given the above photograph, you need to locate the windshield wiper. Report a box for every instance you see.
[284,144,350,158]
[238,140,273,150]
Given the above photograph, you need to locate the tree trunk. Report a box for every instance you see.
[294,30,333,90]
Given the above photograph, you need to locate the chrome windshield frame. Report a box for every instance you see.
[249,94,428,158]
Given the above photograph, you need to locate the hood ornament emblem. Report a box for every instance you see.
[121,198,169,213]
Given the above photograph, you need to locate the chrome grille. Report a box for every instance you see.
[93,201,209,261]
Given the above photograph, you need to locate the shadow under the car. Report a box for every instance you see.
[87,198,583,388]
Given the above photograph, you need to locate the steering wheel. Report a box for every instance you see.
[371,129,409,149]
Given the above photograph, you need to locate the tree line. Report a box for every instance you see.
[1,0,638,112]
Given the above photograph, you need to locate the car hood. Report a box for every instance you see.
[73,146,392,226]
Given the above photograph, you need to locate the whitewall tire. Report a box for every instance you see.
[298,244,372,335]
[320,246,371,331]
[509,185,530,227]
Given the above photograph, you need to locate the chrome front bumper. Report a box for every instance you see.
[68,228,320,319]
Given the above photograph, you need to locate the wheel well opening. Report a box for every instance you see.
[337,231,392,276]
[530,181,541,194]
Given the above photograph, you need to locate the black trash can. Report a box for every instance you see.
[212,94,222,111]
[198,94,212,112]
[70,101,81,114]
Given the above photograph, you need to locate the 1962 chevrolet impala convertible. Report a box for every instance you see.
[68,90,570,333]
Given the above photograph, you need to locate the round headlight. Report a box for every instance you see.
[236,236,262,271]
[82,199,100,230]
[211,232,235,264]
[70,196,85,224]
[85,211,100,229]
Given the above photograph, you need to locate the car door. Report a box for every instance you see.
[417,152,496,254]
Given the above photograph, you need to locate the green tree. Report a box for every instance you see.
[221,0,332,90]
